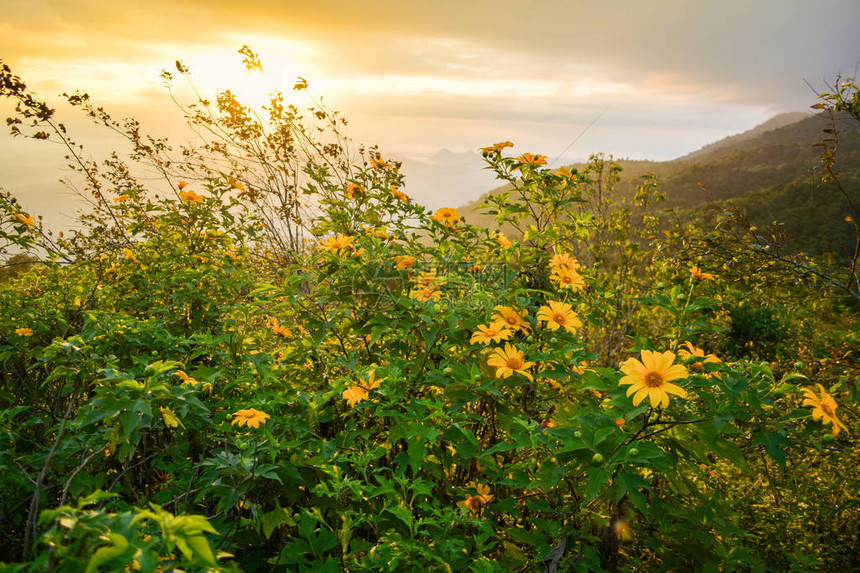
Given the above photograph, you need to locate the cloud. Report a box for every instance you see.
[2,0,858,165]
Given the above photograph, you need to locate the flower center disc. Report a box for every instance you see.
[644,371,664,388]
[552,313,566,324]
[506,357,523,369]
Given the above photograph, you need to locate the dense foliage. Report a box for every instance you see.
[0,52,857,572]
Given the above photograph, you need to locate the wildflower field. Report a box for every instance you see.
[0,50,858,572]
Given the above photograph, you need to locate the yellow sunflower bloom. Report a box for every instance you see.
[678,342,721,377]
[15,327,33,337]
[267,317,291,338]
[15,213,35,228]
[343,371,383,407]
[487,343,536,381]
[550,268,586,292]
[479,141,514,154]
[536,301,582,333]
[370,153,390,170]
[491,305,530,333]
[394,255,416,270]
[461,482,494,516]
[571,361,589,375]
[175,371,199,385]
[364,226,389,239]
[515,152,548,167]
[409,286,442,302]
[345,183,364,198]
[470,322,513,345]
[549,252,580,272]
[493,230,512,248]
[619,350,689,408]
[414,268,439,287]
[321,234,355,252]
[178,181,189,189]
[231,408,271,429]
[802,384,848,436]
[160,406,182,429]
[432,208,460,226]
[179,190,204,204]
[389,185,411,203]
[689,266,715,281]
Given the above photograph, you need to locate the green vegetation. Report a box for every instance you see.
[0,51,857,572]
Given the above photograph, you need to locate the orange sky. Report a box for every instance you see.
[2,0,859,227]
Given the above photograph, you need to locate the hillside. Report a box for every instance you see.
[459,112,860,258]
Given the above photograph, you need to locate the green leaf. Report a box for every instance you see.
[86,533,131,573]
[585,467,609,502]
[185,534,217,566]
[261,506,291,539]
[592,426,616,447]
[752,430,791,470]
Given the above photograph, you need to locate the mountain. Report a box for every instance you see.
[457,111,860,258]
[678,112,808,162]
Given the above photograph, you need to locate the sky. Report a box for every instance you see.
[2,0,859,227]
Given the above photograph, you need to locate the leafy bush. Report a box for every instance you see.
[0,51,856,572]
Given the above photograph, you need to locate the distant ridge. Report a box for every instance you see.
[457,112,860,258]
[678,112,808,162]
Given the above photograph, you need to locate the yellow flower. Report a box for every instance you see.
[370,152,394,170]
[461,482,494,516]
[677,342,721,376]
[15,213,35,228]
[515,153,548,168]
[619,350,689,408]
[123,248,138,263]
[470,322,513,345]
[571,361,589,375]
[394,255,416,270]
[15,327,33,337]
[493,230,512,248]
[487,343,535,381]
[178,181,189,189]
[364,226,389,239]
[491,305,530,333]
[479,141,514,154]
[113,194,133,203]
[231,408,271,429]
[536,301,582,333]
[432,207,460,226]
[689,266,715,281]
[321,234,355,252]
[549,252,580,272]
[409,286,442,302]
[389,185,410,203]
[550,268,586,292]
[345,183,364,198]
[414,268,439,287]
[230,178,244,191]
[160,407,182,429]
[268,317,291,338]
[802,384,848,436]
[343,371,383,407]
[179,190,204,204]
[175,371,199,385]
